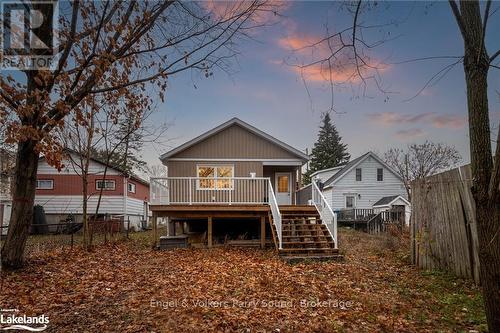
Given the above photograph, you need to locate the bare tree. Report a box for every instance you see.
[0,0,279,268]
[384,141,462,200]
[286,1,500,329]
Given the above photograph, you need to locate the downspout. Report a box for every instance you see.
[124,176,128,229]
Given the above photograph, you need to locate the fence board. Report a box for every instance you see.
[411,165,480,284]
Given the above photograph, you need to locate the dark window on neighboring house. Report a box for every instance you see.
[355,168,362,181]
[36,179,53,189]
[377,168,383,181]
[128,183,136,193]
[96,180,115,190]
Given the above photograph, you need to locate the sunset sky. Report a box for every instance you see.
[145,1,500,167]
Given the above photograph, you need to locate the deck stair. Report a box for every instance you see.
[270,205,342,263]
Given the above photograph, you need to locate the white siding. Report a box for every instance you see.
[312,167,342,183]
[38,154,120,175]
[328,155,407,210]
[34,195,125,215]
[126,197,146,217]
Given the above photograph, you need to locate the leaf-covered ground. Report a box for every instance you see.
[0,229,486,332]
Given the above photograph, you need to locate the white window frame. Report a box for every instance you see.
[377,168,384,181]
[36,179,53,190]
[196,165,234,190]
[355,168,362,181]
[96,180,116,191]
[128,182,136,193]
[345,194,356,209]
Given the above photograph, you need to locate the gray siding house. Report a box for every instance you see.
[149,118,340,260]
[159,117,309,205]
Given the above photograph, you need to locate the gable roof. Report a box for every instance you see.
[38,149,149,186]
[310,165,344,178]
[373,195,410,207]
[160,117,309,161]
[323,151,403,187]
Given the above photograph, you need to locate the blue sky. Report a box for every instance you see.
[144,1,500,166]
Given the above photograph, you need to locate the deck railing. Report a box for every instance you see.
[311,181,338,249]
[267,179,282,249]
[150,177,270,205]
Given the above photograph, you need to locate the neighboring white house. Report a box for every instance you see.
[373,195,411,225]
[314,152,409,215]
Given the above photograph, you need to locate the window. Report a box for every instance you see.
[377,168,383,181]
[197,165,234,190]
[277,174,289,193]
[355,168,362,181]
[128,183,136,193]
[96,180,115,190]
[345,195,356,208]
[36,179,53,189]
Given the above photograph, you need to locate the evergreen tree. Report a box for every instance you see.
[304,113,350,184]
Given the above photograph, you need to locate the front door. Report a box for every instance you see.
[275,172,292,205]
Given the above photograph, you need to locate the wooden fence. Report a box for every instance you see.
[410,165,480,284]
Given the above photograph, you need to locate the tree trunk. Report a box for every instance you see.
[1,140,40,268]
[459,2,500,330]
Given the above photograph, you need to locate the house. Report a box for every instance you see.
[373,195,411,225]
[34,151,150,230]
[298,151,410,225]
[0,148,15,236]
[150,117,340,260]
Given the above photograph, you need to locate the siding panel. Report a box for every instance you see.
[329,156,406,210]
[172,124,300,159]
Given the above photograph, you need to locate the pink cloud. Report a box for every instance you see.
[366,112,467,129]
[200,1,290,25]
[395,129,426,140]
[276,34,389,84]
[366,112,435,126]
[431,115,467,129]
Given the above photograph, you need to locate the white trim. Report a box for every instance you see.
[275,172,292,205]
[36,179,54,190]
[328,152,403,186]
[160,118,309,161]
[372,195,410,208]
[262,161,302,166]
[96,179,116,191]
[196,164,235,190]
[344,194,357,209]
[168,158,303,163]
[310,165,344,178]
[377,168,384,181]
[325,182,406,189]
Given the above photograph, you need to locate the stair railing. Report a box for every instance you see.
[311,181,338,249]
[267,179,282,249]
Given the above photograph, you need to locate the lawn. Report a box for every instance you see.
[0,228,486,332]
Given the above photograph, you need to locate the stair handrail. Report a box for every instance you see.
[311,180,338,249]
[267,179,282,249]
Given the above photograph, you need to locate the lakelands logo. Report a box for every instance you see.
[0,309,49,331]
[1,0,59,70]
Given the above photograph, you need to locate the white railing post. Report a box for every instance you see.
[189,177,192,205]
[311,181,337,249]
[267,179,282,249]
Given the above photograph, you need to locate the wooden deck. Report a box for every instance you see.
[150,204,270,218]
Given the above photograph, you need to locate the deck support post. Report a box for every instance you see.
[152,213,158,249]
[207,216,213,248]
[260,216,266,248]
